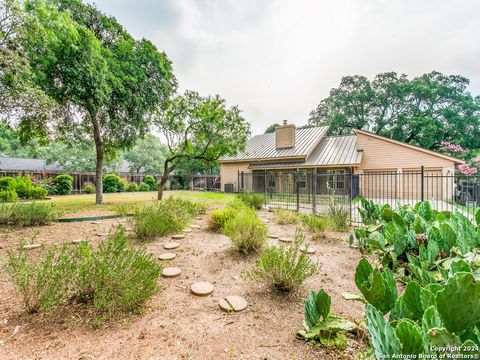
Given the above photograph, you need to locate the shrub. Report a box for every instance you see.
[0,202,59,226]
[274,208,300,224]
[15,176,33,198]
[0,189,18,203]
[126,182,138,192]
[0,176,16,191]
[33,177,57,195]
[301,214,328,240]
[30,186,48,199]
[4,244,77,313]
[118,178,128,192]
[131,197,197,240]
[236,192,266,209]
[103,174,123,193]
[143,175,158,191]
[243,228,319,291]
[327,198,349,232]
[53,174,73,195]
[83,183,95,194]
[207,199,247,232]
[138,182,150,192]
[223,207,268,254]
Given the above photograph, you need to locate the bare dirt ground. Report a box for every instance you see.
[0,209,366,360]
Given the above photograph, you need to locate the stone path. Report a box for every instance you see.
[190,281,214,296]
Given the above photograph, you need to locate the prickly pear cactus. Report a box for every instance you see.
[366,304,401,358]
[395,319,425,355]
[303,289,331,329]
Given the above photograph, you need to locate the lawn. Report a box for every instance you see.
[48,190,234,214]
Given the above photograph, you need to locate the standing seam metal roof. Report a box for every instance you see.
[221,126,328,161]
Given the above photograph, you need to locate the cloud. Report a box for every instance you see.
[89,0,480,134]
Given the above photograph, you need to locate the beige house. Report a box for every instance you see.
[219,121,463,201]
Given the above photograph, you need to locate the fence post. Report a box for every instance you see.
[264,170,267,207]
[312,169,317,214]
[421,165,425,202]
[237,170,240,193]
[241,171,244,192]
[295,169,300,212]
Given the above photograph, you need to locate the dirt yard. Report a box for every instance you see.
[0,208,366,360]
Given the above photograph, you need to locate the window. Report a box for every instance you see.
[267,173,276,188]
[328,169,346,190]
[297,171,307,189]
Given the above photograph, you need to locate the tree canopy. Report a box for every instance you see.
[154,90,250,199]
[308,71,480,157]
[123,134,168,174]
[264,123,280,134]
[2,0,176,203]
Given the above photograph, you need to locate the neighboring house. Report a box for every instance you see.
[0,156,48,172]
[219,121,464,200]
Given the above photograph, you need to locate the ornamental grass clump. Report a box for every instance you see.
[274,208,300,225]
[207,198,247,232]
[236,192,266,210]
[0,202,59,226]
[301,213,328,240]
[244,228,320,291]
[223,206,268,254]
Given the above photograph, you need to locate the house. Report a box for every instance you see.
[219,121,464,201]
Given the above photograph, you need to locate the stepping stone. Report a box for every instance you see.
[22,244,41,250]
[268,234,279,239]
[158,253,176,261]
[97,233,109,237]
[91,221,101,224]
[300,245,316,254]
[278,237,292,243]
[184,229,192,233]
[172,234,185,240]
[190,281,214,296]
[72,239,87,244]
[164,242,180,250]
[191,225,201,229]
[218,295,248,312]
[162,267,181,278]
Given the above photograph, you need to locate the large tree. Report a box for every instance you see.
[308,71,480,156]
[154,90,250,200]
[6,0,176,203]
[123,134,168,174]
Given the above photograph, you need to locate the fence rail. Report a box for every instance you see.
[238,167,479,223]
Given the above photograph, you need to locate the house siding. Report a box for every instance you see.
[219,161,250,192]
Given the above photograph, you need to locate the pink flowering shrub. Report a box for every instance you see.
[458,164,478,175]
[440,141,479,176]
[440,141,463,153]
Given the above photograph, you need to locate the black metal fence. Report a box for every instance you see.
[238,167,480,224]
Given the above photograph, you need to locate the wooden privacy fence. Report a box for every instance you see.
[0,169,163,194]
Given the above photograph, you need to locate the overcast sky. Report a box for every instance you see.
[88,0,480,135]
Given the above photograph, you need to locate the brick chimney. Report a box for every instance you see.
[275,120,296,149]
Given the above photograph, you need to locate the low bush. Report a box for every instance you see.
[243,228,319,291]
[274,208,300,224]
[14,176,33,198]
[103,174,124,193]
[53,174,73,195]
[207,199,246,232]
[118,178,128,192]
[223,207,268,254]
[327,199,349,232]
[126,182,138,192]
[301,214,328,240]
[30,186,48,199]
[0,189,18,203]
[33,177,57,195]
[83,183,96,194]
[5,227,162,322]
[143,175,158,191]
[0,176,16,191]
[236,192,266,209]
[0,202,59,226]
[138,182,150,192]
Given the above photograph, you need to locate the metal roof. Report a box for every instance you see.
[248,135,362,169]
[0,157,47,171]
[221,126,328,161]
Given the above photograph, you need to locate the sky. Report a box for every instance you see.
[88,0,480,135]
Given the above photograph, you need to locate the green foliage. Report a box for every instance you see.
[30,186,48,199]
[207,199,246,232]
[308,72,480,156]
[126,182,138,192]
[103,174,125,193]
[0,202,59,226]
[327,197,349,232]
[223,207,268,254]
[274,208,300,225]
[14,175,33,198]
[53,174,73,195]
[0,189,18,203]
[301,214,328,240]
[298,289,356,349]
[4,228,161,321]
[83,184,96,194]
[0,176,16,191]
[235,192,265,210]
[131,197,204,240]
[124,134,168,174]
[143,175,158,191]
[138,182,150,192]
[243,228,319,291]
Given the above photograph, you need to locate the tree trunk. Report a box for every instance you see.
[91,109,104,204]
[157,159,172,200]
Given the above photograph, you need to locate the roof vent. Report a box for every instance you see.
[275,120,296,149]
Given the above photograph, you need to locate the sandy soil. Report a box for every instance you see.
[0,209,366,360]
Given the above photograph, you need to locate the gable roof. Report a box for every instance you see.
[352,129,465,164]
[221,126,328,161]
[0,157,47,171]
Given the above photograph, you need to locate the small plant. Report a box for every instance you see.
[138,182,150,192]
[223,207,268,254]
[0,176,16,191]
[301,214,328,240]
[53,174,73,195]
[126,182,138,192]
[207,199,247,232]
[83,183,96,194]
[30,186,48,199]
[4,244,77,313]
[103,174,124,193]
[327,197,349,232]
[243,228,319,291]
[143,175,158,191]
[274,208,300,225]
[0,189,18,203]
[297,289,356,349]
[0,202,59,226]
[14,176,33,198]
[236,192,266,209]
